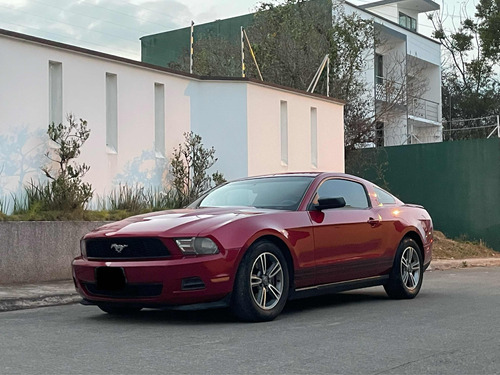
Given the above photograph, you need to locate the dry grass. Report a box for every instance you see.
[433,231,499,259]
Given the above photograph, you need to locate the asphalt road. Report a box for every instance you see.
[1,267,499,374]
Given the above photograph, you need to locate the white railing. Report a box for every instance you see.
[375,77,406,105]
[408,97,440,123]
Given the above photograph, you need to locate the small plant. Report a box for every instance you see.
[170,132,226,206]
[144,187,179,211]
[109,184,148,213]
[11,114,93,219]
[39,114,93,212]
[104,185,181,215]
[0,195,9,219]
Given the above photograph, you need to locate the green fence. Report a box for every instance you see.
[346,138,500,251]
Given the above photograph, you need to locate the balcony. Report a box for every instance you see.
[375,77,440,126]
[375,77,406,106]
[408,97,440,125]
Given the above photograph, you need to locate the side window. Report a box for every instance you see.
[316,179,369,209]
[374,187,396,205]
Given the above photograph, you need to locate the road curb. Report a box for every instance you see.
[429,258,500,271]
[0,294,81,312]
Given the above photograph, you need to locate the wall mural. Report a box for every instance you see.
[113,149,168,188]
[0,126,46,212]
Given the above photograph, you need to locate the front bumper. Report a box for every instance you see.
[72,250,238,308]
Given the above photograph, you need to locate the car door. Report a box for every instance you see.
[309,178,388,284]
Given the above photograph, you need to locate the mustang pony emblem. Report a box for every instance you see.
[110,244,128,253]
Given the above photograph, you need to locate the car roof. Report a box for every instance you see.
[238,172,364,180]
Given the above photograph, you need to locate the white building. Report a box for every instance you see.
[0,28,345,212]
[346,0,442,146]
[140,0,442,148]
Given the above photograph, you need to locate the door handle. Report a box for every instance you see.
[368,217,381,227]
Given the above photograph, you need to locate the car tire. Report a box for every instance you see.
[384,237,423,299]
[98,305,142,315]
[231,240,289,322]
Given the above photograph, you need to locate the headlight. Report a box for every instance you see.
[80,239,87,257]
[175,237,219,255]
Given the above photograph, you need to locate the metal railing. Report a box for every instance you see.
[375,77,406,105]
[408,97,440,123]
[375,77,440,123]
[442,115,500,141]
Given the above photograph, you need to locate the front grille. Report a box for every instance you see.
[85,237,170,260]
[84,282,163,299]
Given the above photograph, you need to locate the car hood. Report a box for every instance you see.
[87,207,275,238]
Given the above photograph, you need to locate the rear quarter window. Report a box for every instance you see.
[373,186,396,205]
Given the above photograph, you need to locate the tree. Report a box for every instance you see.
[27,114,93,213]
[170,132,225,206]
[428,1,500,139]
[476,0,500,60]
[168,34,241,77]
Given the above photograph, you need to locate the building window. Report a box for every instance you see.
[399,12,417,32]
[49,61,62,126]
[280,101,288,165]
[375,54,384,85]
[154,83,165,158]
[311,107,318,168]
[106,73,118,153]
[375,121,384,147]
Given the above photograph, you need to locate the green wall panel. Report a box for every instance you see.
[347,138,500,251]
[141,14,254,68]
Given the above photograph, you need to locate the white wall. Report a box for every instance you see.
[365,4,399,23]
[0,34,192,204]
[0,32,345,211]
[246,84,345,175]
[187,81,249,180]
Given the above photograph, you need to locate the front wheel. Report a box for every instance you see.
[384,238,423,299]
[231,241,289,322]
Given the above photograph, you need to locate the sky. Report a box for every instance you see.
[0,0,475,61]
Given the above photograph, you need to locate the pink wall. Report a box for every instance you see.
[246,84,344,176]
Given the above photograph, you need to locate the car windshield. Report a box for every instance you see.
[194,176,315,210]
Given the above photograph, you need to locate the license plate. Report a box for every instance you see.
[95,267,126,290]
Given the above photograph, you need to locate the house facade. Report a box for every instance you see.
[0,29,344,212]
[141,0,442,147]
[348,0,442,146]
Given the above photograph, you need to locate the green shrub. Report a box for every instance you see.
[170,132,226,206]
[13,114,93,219]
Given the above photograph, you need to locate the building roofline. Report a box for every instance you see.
[344,1,441,45]
[359,0,439,12]
[140,12,254,41]
[0,28,344,106]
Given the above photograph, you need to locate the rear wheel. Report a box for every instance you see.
[384,238,423,299]
[98,305,142,315]
[231,241,289,322]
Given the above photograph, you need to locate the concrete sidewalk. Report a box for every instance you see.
[0,280,80,312]
[1,258,500,313]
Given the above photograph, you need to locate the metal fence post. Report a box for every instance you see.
[497,115,500,138]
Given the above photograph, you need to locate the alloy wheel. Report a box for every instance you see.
[401,246,421,290]
[250,252,284,310]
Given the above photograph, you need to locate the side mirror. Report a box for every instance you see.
[314,197,346,211]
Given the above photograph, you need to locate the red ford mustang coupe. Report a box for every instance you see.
[72,173,433,321]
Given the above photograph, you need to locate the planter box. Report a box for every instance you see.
[0,221,108,284]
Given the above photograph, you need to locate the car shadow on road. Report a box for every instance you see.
[282,289,389,316]
[87,306,238,325]
[85,289,389,325]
